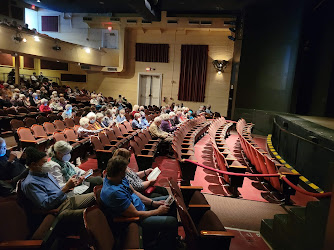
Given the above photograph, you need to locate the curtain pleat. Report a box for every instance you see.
[178,45,208,102]
[136,43,169,63]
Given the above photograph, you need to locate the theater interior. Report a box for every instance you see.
[0,0,334,249]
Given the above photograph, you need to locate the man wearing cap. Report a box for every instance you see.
[21,147,95,245]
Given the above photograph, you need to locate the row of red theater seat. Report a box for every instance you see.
[208,117,247,196]
[172,115,211,185]
[236,119,300,200]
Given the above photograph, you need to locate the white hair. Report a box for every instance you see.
[154,117,162,123]
[160,114,170,121]
[47,140,72,157]
[19,94,25,98]
[134,113,141,118]
[86,112,96,119]
[119,109,125,114]
[96,113,104,119]
[41,98,48,104]
[133,105,139,111]
[80,117,89,127]
[52,91,57,95]
[65,104,72,110]
[169,112,176,117]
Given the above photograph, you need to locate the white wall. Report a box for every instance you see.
[30,8,104,49]
[25,8,38,30]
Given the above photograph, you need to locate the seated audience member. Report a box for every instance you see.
[131,104,139,117]
[62,104,74,119]
[51,91,58,99]
[113,148,168,198]
[86,112,103,130]
[31,93,40,106]
[45,141,102,192]
[116,108,127,124]
[21,147,95,245]
[206,104,212,114]
[160,114,177,133]
[39,98,51,113]
[11,93,22,107]
[77,117,103,137]
[8,69,15,83]
[50,98,64,111]
[38,72,44,82]
[161,106,167,114]
[140,113,150,128]
[100,156,177,250]
[2,83,13,98]
[59,97,67,110]
[187,110,194,120]
[132,113,145,130]
[39,88,48,99]
[20,94,31,107]
[102,109,116,128]
[149,117,172,142]
[169,112,179,126]
[0,90,11,109]
[90,94,101,109]
[30,72,38,87]
[96,113,107,129]
[176,110,186,123]
[0,138,28,196]
[196,106,205,116]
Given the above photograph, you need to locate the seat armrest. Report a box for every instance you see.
[97,149,115,153]
[180,186,203,190]
[113,216,140,223]
[138,154,154,158]
[200,230,234,238]
[20,139,37,143]
[0,240,43,248]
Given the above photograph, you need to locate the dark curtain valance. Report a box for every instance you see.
[136,43,169,63]
[178,45,208,102]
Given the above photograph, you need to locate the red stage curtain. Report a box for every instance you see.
[136,43,169,63]
[178,45,208,102]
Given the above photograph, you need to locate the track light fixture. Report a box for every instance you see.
[228,35,235,41]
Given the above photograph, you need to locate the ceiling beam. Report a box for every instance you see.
[126,0,161,21]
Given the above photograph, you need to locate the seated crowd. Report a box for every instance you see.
[0,76,216,249]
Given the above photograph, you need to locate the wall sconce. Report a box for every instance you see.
[212,60,228,74]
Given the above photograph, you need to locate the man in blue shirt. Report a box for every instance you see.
[101,156,178,250]
[21,147,95,247]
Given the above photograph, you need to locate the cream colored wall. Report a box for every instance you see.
[88,28,234,116]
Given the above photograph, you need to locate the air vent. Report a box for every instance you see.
[167,20,178,24]
[142,20,152,24]
[83,17,92,21]
[189,20,200,25]
[127,19,137,23]
[110,18,120,22]
[107,67,117,72]
[80,65,91,70]
[201,21,212,25]
[224,21,236,26]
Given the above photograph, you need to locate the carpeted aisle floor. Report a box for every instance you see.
[204,193,288,231]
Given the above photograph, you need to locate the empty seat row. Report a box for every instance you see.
[208,117,247,195]
[236,119,300,200]
[172,115,210,185]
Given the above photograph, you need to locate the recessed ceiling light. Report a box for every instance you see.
[37,0,41,3]
[99,1,104,4]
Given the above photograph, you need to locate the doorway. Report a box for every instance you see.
[138,73,162,107]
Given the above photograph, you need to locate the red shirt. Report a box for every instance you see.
[39,104,51,113]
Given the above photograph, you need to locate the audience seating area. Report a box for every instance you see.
[208,117,247,196]
[172,115,210,184]
[236,119,300,201]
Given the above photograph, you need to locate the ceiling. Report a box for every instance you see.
[22,0,269,18]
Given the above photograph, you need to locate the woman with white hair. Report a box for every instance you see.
[49,98,63,111]
[102,109,117,128]
[86,112,103,130]
[131,104,139,117]
[31,93,41,106]
[62,104,74,119]
[77,117,103,137]
[90,94,99,106]
[116,108,126,124]
[160,114,176,133]
[39,98,51,113]
[45,141,102,192]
